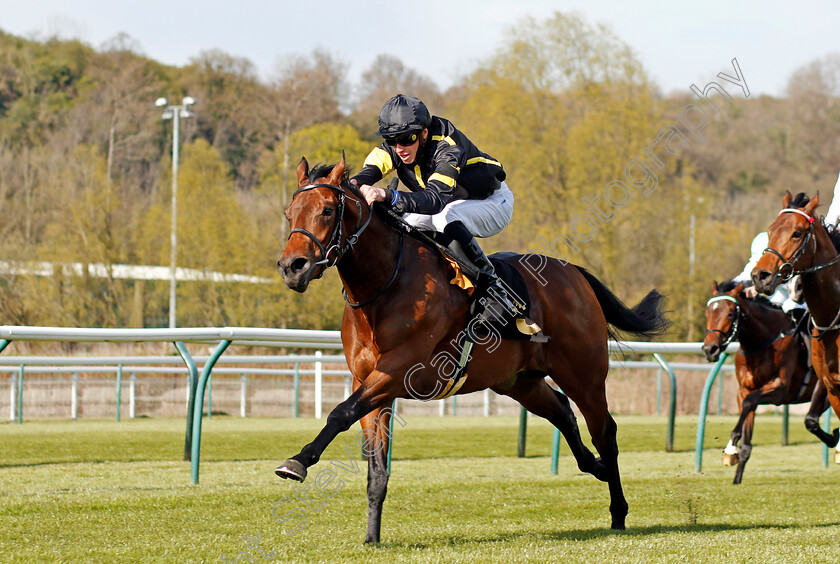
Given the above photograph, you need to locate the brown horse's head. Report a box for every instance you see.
[277,154,349,292]
[703,280,743,362]
[752,191,819,295]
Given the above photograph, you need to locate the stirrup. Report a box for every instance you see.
[476,283,523,325]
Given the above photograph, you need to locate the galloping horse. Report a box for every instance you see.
[274,154,669,543]
[753,191,840,457]
[703,279,833,484]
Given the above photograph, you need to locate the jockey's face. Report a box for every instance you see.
[393,128,427,165]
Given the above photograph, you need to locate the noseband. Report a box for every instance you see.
[705,295,741,350]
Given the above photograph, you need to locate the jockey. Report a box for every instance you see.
[351,93,521,319]
[824,167,840,229]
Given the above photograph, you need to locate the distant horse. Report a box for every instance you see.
[703,279,833,484]
[274,154,669,543]
[753,191,840,461]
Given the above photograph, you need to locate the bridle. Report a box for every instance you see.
[289,182,371,268]
[761,208,840,281]
[705,295,741,351]
[287,181,402,308]
[762,207,840,336]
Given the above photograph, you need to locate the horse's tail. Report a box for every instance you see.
[576,266,670,339]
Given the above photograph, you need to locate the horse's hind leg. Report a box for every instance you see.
[359,406,398,545]
[562,376,627,530]
[804,380,838,447]
[494,376,608,481]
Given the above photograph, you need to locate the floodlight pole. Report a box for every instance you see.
[156,97,195,328]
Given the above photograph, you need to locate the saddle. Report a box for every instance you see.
[377,206,547,343]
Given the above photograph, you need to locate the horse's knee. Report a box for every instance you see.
[804,414,820,433]
[326,402,360,433]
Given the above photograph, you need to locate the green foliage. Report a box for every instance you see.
[1,16,839,338]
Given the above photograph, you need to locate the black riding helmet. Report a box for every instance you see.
[375,94,432,137]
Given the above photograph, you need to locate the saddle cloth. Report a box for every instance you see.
[447,251,546,342]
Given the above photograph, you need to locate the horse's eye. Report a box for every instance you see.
[792,230,802,239]
[727,311,736,320]
[322,207,334,217]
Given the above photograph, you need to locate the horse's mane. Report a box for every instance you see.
[787,192,810,209]
[308,163,350,186]
[786,191,840,251]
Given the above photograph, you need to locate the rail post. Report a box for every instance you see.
[16,364,23,424]
[190,339,231,484]
[293,361,300,417]
[116,364,123,422]
[71,372,78,420]
[550,427,561,475]
[517,407,527,458]
[653,354,677,452]
[695,352,729,473]
[782,404,789,446]
[174,341,198,461]
[9,374,15,422]
[315,350,322,419]
[240,374,247,417]
[129,373,136,419]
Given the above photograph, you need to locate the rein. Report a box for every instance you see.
[289,182,400,308]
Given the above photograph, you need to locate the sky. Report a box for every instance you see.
[1,1,838,99]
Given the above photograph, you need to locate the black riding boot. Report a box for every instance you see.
[443,222,523,322]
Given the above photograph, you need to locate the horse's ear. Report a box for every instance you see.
[710,280,719,294]
[296,157,310,186]
[326,152,346,185]
[732,283,744,297]
[805,191,820,214]
[782,190,793,208]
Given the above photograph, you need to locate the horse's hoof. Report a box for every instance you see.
[275,459,307,481]
[722,453,738,466]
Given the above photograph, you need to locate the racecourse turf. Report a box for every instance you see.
[2,414,840,563]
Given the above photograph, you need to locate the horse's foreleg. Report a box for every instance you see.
[723,391,746,467]
[733,410,755,485]
[730,384,783,484]
[275,374,397,482]
[361,407,396,545]
[804,380,838,446]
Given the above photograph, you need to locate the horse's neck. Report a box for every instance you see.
[336,205,407,305]
[802,225,840,327]
[738,298,788,347]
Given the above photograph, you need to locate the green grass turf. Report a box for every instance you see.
[2,414,840,563]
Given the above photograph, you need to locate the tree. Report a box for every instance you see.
[136,139,261,326]
[349,54,444,135]
[267,49,349,237]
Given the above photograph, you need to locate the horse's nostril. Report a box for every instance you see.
[290,257,309,273]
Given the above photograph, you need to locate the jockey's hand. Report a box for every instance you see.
[354,181,386,205]
[744,286,757,299]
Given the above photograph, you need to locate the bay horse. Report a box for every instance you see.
[752,191,840,461]
[703,279,833,484]
[274,155,669,543]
